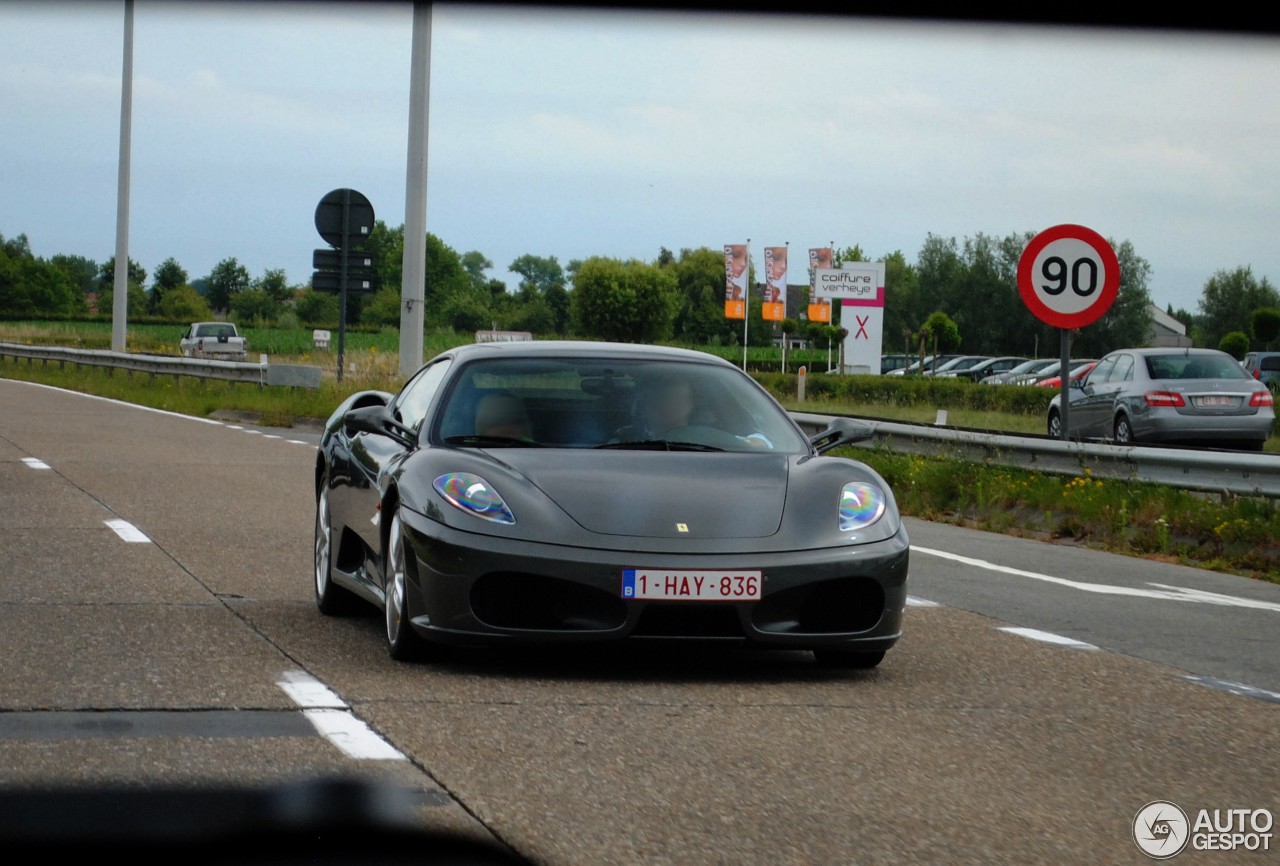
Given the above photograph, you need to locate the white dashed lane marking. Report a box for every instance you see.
[104,519,150,543]
[276,671,407,761]
[998,627,1098,650]
[21,457,51,470]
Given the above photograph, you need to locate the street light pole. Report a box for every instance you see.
[111,0,134,353]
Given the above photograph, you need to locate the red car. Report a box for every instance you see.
[1038,361,1097,388]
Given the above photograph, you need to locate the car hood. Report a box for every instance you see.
[490,450,789,538]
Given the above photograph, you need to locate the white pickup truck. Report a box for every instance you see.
[180,322,247,360]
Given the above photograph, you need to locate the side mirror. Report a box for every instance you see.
[344,404,417,448]
[809,417,874,455]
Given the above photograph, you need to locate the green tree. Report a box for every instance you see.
[295,290,340,326]
[1250,307,1280,349]
[150,257,188,314]
[0,234,82,317]
[96,255,147,297]
[920,310,961,361]
[361,288,402,327]
[1219,331,1250,359]
[158,284,211,321]
[879,250,921,353]
[1168,305,1196,334]
[570,257,678,343]
[508,254,566,297]
[1196,267,1280,349]
[460,251,493,289]
[50,253,98,296]
[364,221,404,293]
[441,292,494,333]
[96,281,147,319]
[205,258,251,312]
[670,247,733,344]
[229,288,278,324]
[254,268,292,304]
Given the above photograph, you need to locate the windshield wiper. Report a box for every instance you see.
[594,439,723,452]
[443,435,544,448]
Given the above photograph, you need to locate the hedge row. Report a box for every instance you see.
[751,371,1056,415]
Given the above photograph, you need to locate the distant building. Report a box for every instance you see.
[1147,303,1191,347]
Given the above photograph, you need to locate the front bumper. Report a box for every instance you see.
[398,508,909,652]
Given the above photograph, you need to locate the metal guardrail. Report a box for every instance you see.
[2,342,1273,493]
[790,411,1280,498]
[0,342,323,388]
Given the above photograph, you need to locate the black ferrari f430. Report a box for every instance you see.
[314,341,908,668]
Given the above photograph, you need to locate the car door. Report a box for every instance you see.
[345,358,454,555]
[1072,354,1120,438]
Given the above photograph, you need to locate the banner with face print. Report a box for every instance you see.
[808,247,833,323]
[724,244,748,319]
[763,246,787,322]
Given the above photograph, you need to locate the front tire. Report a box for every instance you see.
[315,479,359,616]
[384,511,431,662]
[813,649,886,669]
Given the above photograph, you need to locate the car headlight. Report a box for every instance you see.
[839,482,886,531]
[433,473,515,525]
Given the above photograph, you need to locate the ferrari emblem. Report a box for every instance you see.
[676,523,689,533]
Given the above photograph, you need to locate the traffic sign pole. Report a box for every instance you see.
[313,187,375,385]
[338,189,349,383]
[1059,329,1071,441]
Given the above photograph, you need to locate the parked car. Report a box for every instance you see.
[884,354,961,376]
[981,358,1057,384]
[1242,351,1280,389]
[314,341,909,668]
[940,356,1029,383]
[1013,359,1096,387]
[880,354,913,375]
[1037,361,1098,389]
[180,322,247,360]
[1046,348,1275,450]
[926,355,991,377]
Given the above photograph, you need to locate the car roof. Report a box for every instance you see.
[435,340,739,367]
[1105,347,1226,357]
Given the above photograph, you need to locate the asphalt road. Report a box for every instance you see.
[1,377,1276,865]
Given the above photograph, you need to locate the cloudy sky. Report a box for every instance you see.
[3,2,1280,313]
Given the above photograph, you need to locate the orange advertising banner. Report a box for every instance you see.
[808,247,833,324]
[724,244,748,319]
[763,246,787,322]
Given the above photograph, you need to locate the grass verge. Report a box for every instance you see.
[846,447,1279,582]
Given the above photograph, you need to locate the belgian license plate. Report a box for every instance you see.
[622,569,762,601]
[1194,395,1236,408]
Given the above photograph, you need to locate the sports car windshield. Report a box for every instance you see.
[432,357,810,453]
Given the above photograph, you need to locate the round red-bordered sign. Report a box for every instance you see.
[1017,224,1120,329]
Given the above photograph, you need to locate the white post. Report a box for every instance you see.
[111,0,134,353]
[399,2,431,377]
[741,240,750,371]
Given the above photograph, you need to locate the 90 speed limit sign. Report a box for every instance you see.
[1017,224,1120,329]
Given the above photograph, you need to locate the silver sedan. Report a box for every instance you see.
[1047,348,1275,451]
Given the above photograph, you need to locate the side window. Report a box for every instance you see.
[1109,354,1134,383]
[393,359,453,432]
[1087,355,1118,386]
